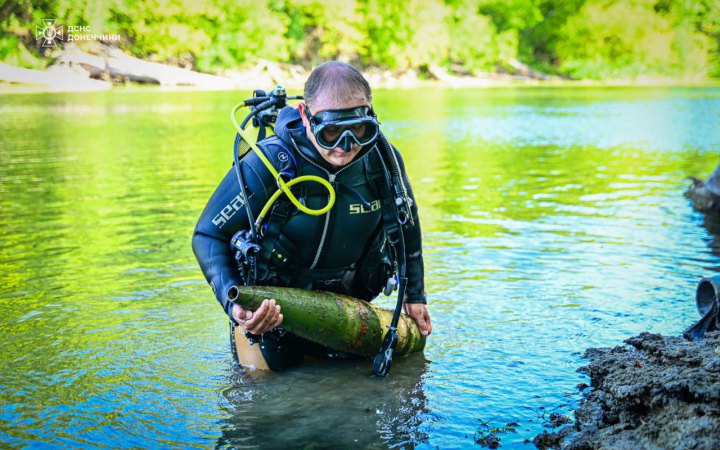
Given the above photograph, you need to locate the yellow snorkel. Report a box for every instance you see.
[230,87,336,231]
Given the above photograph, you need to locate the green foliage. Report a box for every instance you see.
[0,13,44,70]
[358,0,451,70]
[555,0,711,79]
[106,0,208,62]
[677,0,720,76]
[446,0,502,73]
[517,0,587,74]
[272,0,364,65]
[0,34,45,70]
[477,0,543,33]
[192,0,289,72]
[1,0,719,79]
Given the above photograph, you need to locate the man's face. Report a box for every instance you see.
[299,92,370,169]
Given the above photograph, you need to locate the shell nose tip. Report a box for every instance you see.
[696,275,720,316]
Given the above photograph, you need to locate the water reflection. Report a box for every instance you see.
[217,354,431,449]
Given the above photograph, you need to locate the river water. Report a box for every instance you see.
[1,86,719,448]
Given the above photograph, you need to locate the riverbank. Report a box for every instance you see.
[535,332,720,449]
[3,71,716,95]
[1,44,717,95]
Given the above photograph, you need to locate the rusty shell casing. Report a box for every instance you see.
[229,285,426,357]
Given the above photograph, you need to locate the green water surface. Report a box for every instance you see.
[1,86,719,448]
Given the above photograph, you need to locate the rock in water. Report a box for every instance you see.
[537,332,720,449]
[686,162,720,213]
[228,285,426,357]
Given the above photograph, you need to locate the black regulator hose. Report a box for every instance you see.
[371,137,411,377]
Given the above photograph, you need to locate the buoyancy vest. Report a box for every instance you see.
[241,134,397,300]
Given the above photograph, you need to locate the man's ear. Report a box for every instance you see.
[298,102,309,126]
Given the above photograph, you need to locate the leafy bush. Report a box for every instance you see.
[0,0,718,80]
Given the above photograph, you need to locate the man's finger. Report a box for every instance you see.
[232,305,243,323]
[417,317,428,336]
[273,313,284,329]
[262,304,282,334]
[249,299,278,334]
[244,300,268,329]
[257,300,279,332]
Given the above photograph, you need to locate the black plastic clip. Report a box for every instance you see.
[372,325,399,377]
[231,230,261,285]
[231,230,260,257]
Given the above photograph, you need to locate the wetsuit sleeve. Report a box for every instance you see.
[192,152,273,321]
[393,147,427,304]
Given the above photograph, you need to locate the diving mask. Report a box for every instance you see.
[305,106,380,152]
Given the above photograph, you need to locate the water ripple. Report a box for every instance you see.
[1,87,719,448]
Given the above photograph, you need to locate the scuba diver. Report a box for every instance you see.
[192,61,432,372]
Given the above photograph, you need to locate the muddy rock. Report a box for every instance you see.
[686,161,720,213]
[534,427,574,449]
[686,177,720,213]
[544,413,573,428]
[537,331,720,449]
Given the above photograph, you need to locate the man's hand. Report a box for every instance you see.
[232,299,283,335]
[404,303,432,337]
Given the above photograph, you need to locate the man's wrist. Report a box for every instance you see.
[404,292,427,304]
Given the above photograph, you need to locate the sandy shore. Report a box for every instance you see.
[1,45,717,95]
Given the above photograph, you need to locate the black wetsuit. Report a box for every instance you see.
[192,107,425,369]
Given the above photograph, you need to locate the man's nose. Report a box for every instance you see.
[336,144,360,152]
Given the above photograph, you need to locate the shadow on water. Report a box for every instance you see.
[216,353,431,449]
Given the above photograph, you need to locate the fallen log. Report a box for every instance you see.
[0,62,111,91]
[426,65,494,87]
[102,47,234,87]
[50,44,236,88]
[504,58,556,81]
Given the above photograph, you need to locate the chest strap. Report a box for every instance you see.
[365,149,401,245]
[256,198,295,282]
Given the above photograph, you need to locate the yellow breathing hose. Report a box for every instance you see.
[231,102,336,228]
